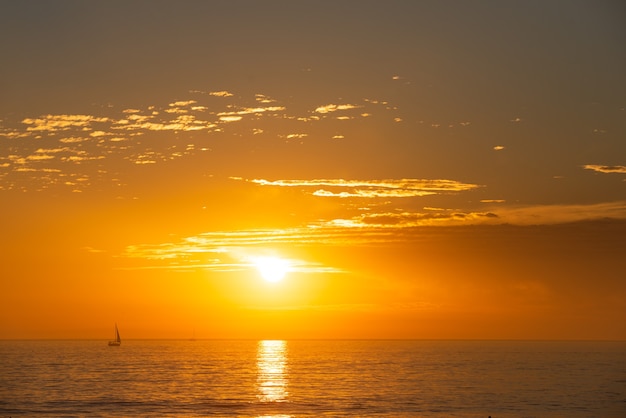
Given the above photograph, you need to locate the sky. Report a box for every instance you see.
[1,0,625,340]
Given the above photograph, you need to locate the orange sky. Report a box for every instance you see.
[1,1,625,340]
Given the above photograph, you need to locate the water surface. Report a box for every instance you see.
[1,340,624,417]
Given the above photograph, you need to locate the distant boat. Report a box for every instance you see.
[108,323,121,346]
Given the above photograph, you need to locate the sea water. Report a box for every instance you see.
[1,340,624,417]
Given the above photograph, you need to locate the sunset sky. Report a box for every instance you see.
[1,0,625,340]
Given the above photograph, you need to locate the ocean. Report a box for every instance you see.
[1,340,624,417]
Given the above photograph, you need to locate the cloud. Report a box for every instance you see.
[314,104,361,114]
[120,231,344,273]
[26,154,55,161]
[241,178,481,198]
[321,210,499,228]
[0,129,31,139]
[169,100,197,107]
[219,115,243,122]
[21,114,110,132]
[487,201,626,225]
[217,106,286,117]
[115,200,626,271]
[583,165,626,174]
[62,155,105,163]
[114,114,216,131]
[59,137,90,143]
[208,91,234,97]
[164,108,189,114]
[255,94,276,103]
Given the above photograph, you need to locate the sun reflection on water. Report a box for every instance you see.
[256,340,289,404]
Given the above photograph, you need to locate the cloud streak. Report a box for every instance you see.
[583,164,626,174]
[314,104,361,114]
[120,230,345,273]
[21,114,110,132]
[241,178,481,198]
[111,199,626,273]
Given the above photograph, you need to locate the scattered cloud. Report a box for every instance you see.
[217,106,285,117]
[21,114,110,132]
[583,165,626,174]
[285,133,308,139]
[219,115,243,122]
[208,91,234,97]
[2,87,621,197]
[255,94,276,103]
[169,100,197,107]
[314,104,361,114]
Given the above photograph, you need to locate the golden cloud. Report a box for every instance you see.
[491,201,626,224]
[169,100,197,107]
[583,165,626,174]
[21,114,110,132]
[314,104,361,114]
[217,106,285,117]
[242,178,481,198]
[120,231,344,273]
[209,91,234,97]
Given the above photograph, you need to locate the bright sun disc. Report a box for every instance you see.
[252,256,290,283]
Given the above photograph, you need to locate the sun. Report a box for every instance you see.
[252,256,290,283]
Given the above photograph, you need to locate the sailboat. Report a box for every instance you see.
[108,323,121,346]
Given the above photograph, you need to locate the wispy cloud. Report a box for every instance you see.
[217,106,286,117]
[120,230,344,273]
[21,114,110,132]
[583,164,626,174]
[239,178,481,198]
[169,100,197,107]
[317,210,499,229]
[114,201,626,269]
[314,104,361,114]
[208,90,234,97]
[486,201,626,225]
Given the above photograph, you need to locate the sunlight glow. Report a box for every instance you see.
[252,256,290,283]
[256,340,288,403]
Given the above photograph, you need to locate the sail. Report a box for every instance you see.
[108,323,121,346]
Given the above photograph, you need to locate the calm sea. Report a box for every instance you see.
[1,340,624,417]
